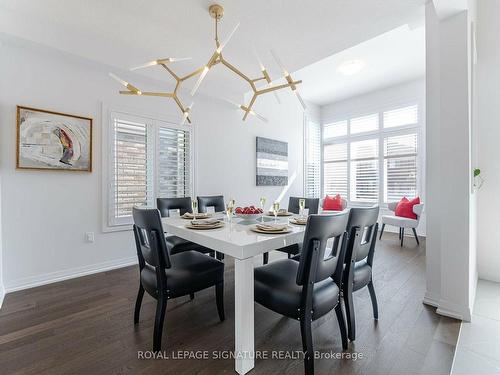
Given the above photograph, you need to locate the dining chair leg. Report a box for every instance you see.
[134,283,145,324]
[263,252,269,265]
[344,289,356,341]
[400,228,405,247]
[367,281,379,320]
[300,314,314,375]
[153,295,168,352]
[335,303,348,350]
[190,293,195,300]
[399,227,402,239]
[379,223,385,240]
[412,228,420,246]
[215,282,225,322]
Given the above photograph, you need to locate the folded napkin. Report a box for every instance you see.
[190,218,220,226]
[256,223,287,232]
[183,212,210,219]
[291,217,307,224]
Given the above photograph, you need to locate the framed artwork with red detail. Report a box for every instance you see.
[16,106,92,172]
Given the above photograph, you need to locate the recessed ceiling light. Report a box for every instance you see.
[337,59,366,76]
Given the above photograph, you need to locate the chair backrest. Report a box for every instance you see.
[387,201,424,223]
[288,197,320,215]
[197,195,225,213]
[156,197,192,217]
[132,207,171,270]
[346,206,379,264]
[296,212,349,287]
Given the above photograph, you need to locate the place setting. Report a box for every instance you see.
[250,222,293,234]
[184,200,223,229]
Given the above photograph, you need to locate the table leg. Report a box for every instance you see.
[234,257,255,374]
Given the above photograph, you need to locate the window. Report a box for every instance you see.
[318,104,421,205]
[304,120,321,198]
[384,133,418,202]
[107,111,193,228]
[323,143,347,198]
[350,139,379,202]
[350,113,379,134]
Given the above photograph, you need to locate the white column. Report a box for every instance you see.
[234,257,255,375]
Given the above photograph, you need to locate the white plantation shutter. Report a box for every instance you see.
[109,115,153,226]
[107,112,193,228]
[323,120,347,140]
[158,126,191,198]
[323,143,348,198]
[383,105,418,128]
[384,133,418,202]
[321,104,421,206]
[350,113,379,134]
[350,139,379,202]
[304,120,321,198]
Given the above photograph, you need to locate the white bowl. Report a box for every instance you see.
[235,213,263,221]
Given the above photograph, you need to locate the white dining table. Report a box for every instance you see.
[161,214,306,375]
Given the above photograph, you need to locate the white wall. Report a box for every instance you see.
[476,0,500,283]
[424,1,477,321]
[320,79,427,235]
[0,175,4,308]
[0,38,309,292]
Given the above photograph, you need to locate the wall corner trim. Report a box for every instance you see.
[0,283,5,309]
[4,256,137,294]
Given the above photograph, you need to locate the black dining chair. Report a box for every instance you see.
[197,195,226,261]
[342,206,380,341]
[197,195,225,213]
[262,197,320,265]
[156,197,214,256]
[254,212,349,375]
[132,207,225,352]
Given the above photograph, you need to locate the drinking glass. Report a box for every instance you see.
[299,198,306,218]
[191,200,198,221]
[272,202,280,223]
[226,203,234,224]
[260,197,266,222]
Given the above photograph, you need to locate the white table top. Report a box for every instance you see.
[161,214,306,260]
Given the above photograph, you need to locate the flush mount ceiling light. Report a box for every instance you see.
[109,4,304,124]
[337,59,366,76]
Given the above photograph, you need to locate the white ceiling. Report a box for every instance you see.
[0,0,426,102]
[295,24,426,105]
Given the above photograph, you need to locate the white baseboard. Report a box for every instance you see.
[0,283,5,309]
[436,299,472,322]
[423,291,440,307]
[4,256,137,293]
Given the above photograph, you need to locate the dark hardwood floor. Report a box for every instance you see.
[0,232,459,375]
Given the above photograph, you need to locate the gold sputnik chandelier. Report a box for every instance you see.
[109,4,304,124]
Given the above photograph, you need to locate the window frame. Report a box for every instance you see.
[321,102,423,207]
[102,105,195,232]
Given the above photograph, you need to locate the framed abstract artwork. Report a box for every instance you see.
[16,106,92,172]
[256,136,288,186]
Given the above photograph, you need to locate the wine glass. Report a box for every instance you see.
[191,200,198,221]
[299,198,306,218]
[272,202,280,223]
[260,197,266,222]
[228,198,236,208]
[226,203,234,224]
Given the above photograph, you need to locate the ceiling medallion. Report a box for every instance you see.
[109,4,304,124]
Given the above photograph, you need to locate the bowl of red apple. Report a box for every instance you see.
[234,206,264,220]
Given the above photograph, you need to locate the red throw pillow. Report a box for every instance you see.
[395,197,420,219]
[323,194,344,211]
